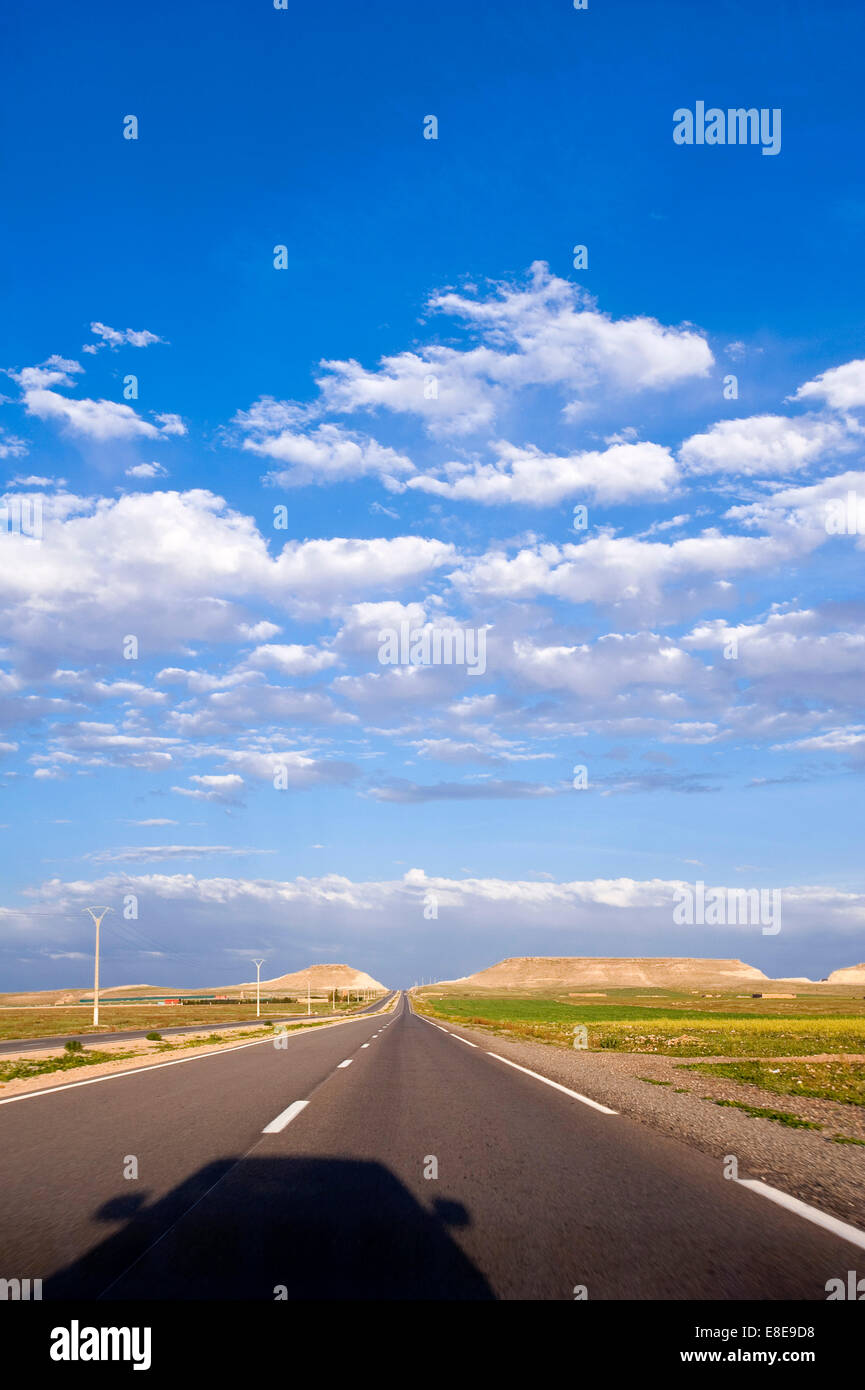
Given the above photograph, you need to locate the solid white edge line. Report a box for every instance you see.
[338,1059,353,1068]
[424,1018,865,1251]
[0,1010,388,1107]
[262,1099,309,1134]
[735,1178,865,1252]
[487,1052,618,1114]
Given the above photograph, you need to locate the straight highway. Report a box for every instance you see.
[0,992,861,1300]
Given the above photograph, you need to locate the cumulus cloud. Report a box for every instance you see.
[680,413,856,476]
[452,527,813,619]
[0,488,456,663]
[235,413,415,487]
[316,262,713,437]
[3,278,864,984]
[791,358,865,411]
[21,391,182,442]
[6,870,863,989]
[402,439,678,505]
[245,643,339,676]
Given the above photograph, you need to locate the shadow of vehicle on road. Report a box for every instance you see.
[47,1156,496,1300]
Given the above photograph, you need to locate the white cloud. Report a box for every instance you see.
[792,358,865,411]
[235,413,415,487]
[452,527,813,618]
[680,413,856,476]
[725,468,865,537]
[403,439,678,505]
[153,413,186,436]
[86,322,165,351]
[7,474,62,487]
[0,429,28,459]
[85,843,272,863]
[17,869,865,948]
[125,461,168,479]
[219,746,359,787]
[22,390,180,442]
[0,489,456,663]
[775,726,865,756]
[172,774,246,803]
[8,357,83,390]
[317,262,713,437]
[245,643,339,676]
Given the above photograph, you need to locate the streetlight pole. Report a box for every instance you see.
[84,906,113,1027]
[252,960,265,1018]
[307,976,311,1016]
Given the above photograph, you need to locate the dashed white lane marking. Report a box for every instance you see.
[735,1178,865,1252]
[361,1043,370,1048]
[0,1009,393,1109]
[262,1099,309,1134]
[450,1033,478,1048]
[487,1053,618,1115]
[338,1059,353,1068]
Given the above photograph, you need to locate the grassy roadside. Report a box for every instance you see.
[683,1058,865,1106]
[0,1048,136,1082]
[0,999,380,1042]
[0,1018,336,1087]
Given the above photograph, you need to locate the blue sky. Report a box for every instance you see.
[1,0,864,990]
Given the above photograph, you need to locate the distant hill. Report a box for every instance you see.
[827,963,865,985]
[0,962,387,1006]
[441,955,769,990]
[239,963,387,993]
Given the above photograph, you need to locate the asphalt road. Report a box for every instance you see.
[0,991,862,1300]
[0,992,394,1055]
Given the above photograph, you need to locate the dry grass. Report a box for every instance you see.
[0,1001,353,1041]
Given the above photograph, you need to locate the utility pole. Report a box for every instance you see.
[84,907,113,1026]
[252,960,265,1018]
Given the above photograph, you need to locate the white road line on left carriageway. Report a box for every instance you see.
[0,1009,389,1110]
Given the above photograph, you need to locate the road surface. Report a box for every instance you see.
[0,992,861,1300]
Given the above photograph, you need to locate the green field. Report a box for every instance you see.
[415,992,865,1057]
